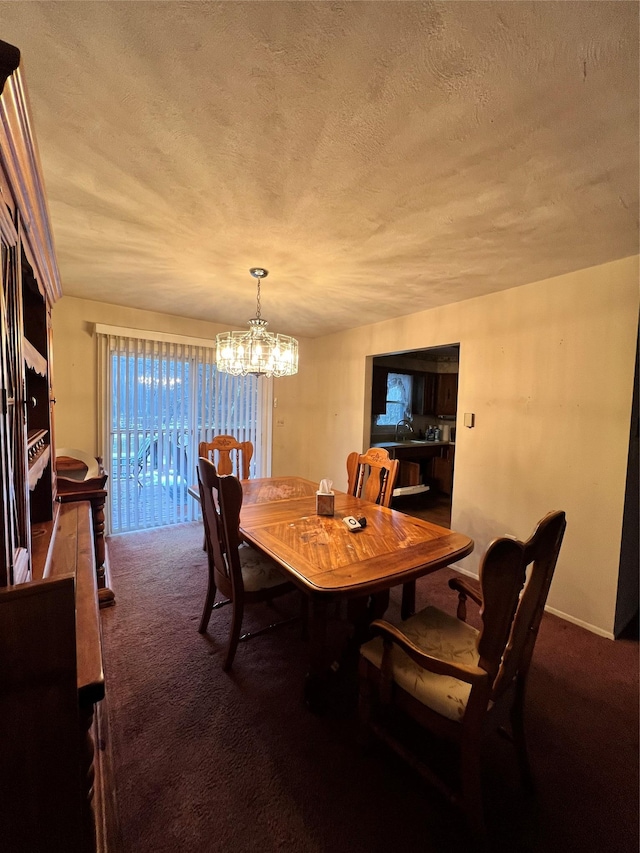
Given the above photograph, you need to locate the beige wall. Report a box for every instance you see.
[53,256,639,637]
[272,256,639,637]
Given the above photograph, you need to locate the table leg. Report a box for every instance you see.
[347,590,390,646]
[401,580,416,620]
[303,596,332,712]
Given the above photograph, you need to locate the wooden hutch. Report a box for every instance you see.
[0,40,116,851]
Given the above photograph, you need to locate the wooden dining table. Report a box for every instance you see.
[233,476,474,706]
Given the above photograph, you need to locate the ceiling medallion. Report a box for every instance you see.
[215,268,299,377]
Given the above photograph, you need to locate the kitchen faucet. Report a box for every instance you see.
[395,418,415,441]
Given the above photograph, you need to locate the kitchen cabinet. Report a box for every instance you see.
[383,441,447,462]
[376,440,447,491]
[411,371,437,416]
[371,365,388,415]
[396,460,421,488]
[435,372,458,416]
[432,444,456,496]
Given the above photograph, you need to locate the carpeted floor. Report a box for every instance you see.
[101,522,638,853]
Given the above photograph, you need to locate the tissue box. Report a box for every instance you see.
[316,491,334,516]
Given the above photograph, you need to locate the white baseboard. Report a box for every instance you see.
[543,605,614,639]
[447,563,615,640]
[448,562,477,580]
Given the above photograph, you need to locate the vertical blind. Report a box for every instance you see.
[96,328,262,534]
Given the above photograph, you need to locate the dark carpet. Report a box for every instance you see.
[101,522,638,853]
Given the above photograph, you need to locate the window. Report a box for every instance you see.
[96,328,264,533]
[375,372,413,427]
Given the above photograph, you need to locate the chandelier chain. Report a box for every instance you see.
[255,279,261,320]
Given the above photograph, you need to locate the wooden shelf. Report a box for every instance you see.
[27,428,48,451]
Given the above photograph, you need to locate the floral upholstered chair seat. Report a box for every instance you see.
[236,543,288,592]
[360,605,480,721]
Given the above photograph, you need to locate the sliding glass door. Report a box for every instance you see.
[97,331,261,533]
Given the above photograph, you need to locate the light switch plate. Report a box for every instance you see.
[463,412,475,428]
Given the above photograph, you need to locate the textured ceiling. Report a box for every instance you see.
[0,2,638,338]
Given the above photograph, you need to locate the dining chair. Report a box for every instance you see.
[346,447,399,508]
[136,435,189,501]
[345,448,400,636]
[197,436,253,550]
[358,510,567,837]
[199,435,253,480]
[197,457,296,671]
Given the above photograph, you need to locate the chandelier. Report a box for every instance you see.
[215,268,299,377]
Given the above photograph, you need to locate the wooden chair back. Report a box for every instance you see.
[197,456,235,596]
[346,448,399,508]
[477,510,567,699]
[359,509,566,835]
[199,435,253,480]
[211,470,246,589]
[197,456,295,670]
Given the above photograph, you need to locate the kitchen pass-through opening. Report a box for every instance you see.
[369,344,459,528]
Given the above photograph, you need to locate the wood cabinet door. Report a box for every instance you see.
[0,248,15,583]
[410,371,436,415]
[22,250,54,526]
[435,373,458,416]
[432,448,454,496]
[371,366,388,415]
[0,237,29,584]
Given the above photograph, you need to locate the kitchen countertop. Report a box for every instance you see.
[372,440,454,449]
